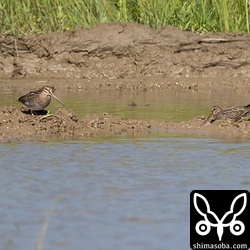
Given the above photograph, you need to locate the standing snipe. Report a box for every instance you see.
[18,86,64,115]
[202,104,250,125]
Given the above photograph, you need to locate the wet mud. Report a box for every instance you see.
[2,23,250,80]
[0,23,250,141]
[0,106,249,142]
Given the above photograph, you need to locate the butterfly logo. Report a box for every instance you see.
[193,193,247,241]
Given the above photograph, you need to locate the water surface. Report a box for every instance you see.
[0,136,249,250]
[1,79,250,121]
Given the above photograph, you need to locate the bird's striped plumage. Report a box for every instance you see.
[18,86,64,112]
[202,104,250,125]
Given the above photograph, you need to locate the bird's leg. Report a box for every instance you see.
[39,110,53,121]
[31,110,42,116]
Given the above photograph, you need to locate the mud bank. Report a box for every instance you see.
[1,23,250,93]
[1,106,249,142]
[1,23,250,81]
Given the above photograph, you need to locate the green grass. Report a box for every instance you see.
[0,0,249,35]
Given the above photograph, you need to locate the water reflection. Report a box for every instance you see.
[0,137,249,250]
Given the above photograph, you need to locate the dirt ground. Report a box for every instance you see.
[0,23,250,141]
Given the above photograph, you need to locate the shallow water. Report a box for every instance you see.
[2,86,250,122]
[0,136,249,250]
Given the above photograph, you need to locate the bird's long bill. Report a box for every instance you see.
[51,93,65,106]
[201,112,213,126]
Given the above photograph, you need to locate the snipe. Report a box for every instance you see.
[18,86,64,115]
[202,104,250,125]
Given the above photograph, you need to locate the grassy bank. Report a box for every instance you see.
[0,0,249,35]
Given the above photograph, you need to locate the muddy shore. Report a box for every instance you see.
[0,23,250,141]
[0,106,250,142]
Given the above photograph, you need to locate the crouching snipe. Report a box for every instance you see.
[202,104,250,125]
[18,86,64,118]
